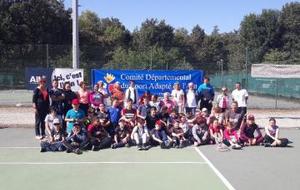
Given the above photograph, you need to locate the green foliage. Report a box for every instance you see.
[0,0,299,81]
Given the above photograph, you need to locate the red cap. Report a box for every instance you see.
[247,114,255,120]
[72,99,80,105]
[155,120,162,126]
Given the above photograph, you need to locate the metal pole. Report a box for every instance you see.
[150,46,153,70]
[46,44,49,68]
[245,47,248,88]
[275,79,278,109]
[221,59,224,86]
[72,0,79,69]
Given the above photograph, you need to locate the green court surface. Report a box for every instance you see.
[0,147,230,190]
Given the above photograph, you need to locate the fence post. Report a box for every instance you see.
[46,44,49,68]
[275,79,278,109]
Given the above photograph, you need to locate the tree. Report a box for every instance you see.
[279,2,300,63]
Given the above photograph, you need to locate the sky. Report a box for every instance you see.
[64,0,296,34]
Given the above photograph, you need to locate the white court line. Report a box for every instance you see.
[0,161,207,165]
[194,147,236,190]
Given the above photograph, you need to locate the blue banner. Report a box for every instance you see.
[25,67,53,90]
[91,70,204,96]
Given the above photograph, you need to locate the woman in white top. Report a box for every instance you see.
[216,87,231,113]
[185,82,197,115]
[171,82,185,114]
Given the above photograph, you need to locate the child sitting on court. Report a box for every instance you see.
[131,117,150,150]
[40,118,66,152]
[223,122,242,149]
[151,120,173,149]
[63,122,89,154]
[111,119,131,149]
[45,107,62,136]
[239,114,263,146]
[170,120,186,148]
[264,117,290,147]
[209,118,223,145]
[179,114,192,142]
[87,117,112,151]
[192,118,209,146]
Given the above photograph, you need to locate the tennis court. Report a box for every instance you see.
[1,128,299,190]
[0,128,232,190]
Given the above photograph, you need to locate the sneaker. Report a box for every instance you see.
[264,143,271,147]
[111,144,117,149]
[173,143,177,148]
[178,143,184,149]
[231,144,242,150]
[40,148,47,153]
[125,143,130,148]
[137,145,143,151]
[66,149,72,153]
[74,148,82,155]
[93,146,100,151]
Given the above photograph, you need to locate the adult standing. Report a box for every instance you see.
[216,87,231,113]
[171,82,185,114]
[32,76,49,140]
[109,82,124,107]
[62,82,77,117]
[185,82,197,115]
[197,76,215,113]
[77,81,90,116]
[124,80,139,108]
[89,84,104,109]
[49,79,64,117]
[231,82,248,118]
[97,80,109,105]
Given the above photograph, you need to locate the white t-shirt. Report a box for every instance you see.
[44,114,62,131]
[231,89,248,107]
[171,89,184,104]
[186,89,197,108]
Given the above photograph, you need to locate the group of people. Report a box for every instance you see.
[32,76,290,154]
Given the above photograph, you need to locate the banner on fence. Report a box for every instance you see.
[251,64,300,78]
[25,68,53,90]
[51,68,84,91]
[25,68,84,91]
[91,69,204,96]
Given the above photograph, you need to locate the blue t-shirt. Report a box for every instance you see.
[65,109,85,134]
[108,107,121,125]
[197,83,214,101]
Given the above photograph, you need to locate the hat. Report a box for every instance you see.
[155,120,162,126]
[188,82,194,86]
[201,108,208,112]
[247,114,255,120]
[73,121,80,126]
[72,99,80,105]
[53,118,60,125]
